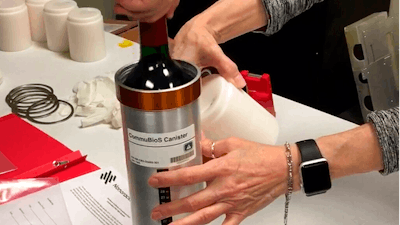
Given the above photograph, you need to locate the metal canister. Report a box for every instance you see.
[115,60,204,225]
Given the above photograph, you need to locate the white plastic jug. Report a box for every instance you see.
[200,74,279,144]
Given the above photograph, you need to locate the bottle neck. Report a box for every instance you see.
[139,17,170,58]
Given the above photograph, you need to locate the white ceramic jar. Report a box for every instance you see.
[43,0,77,52]
[26,0,51,42]
[0,0,32,52]
[199,74,279,145]
[67,7,106,62]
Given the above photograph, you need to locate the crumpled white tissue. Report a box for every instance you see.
[60,76,122,129]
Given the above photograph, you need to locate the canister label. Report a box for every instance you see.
[127,125,196,168]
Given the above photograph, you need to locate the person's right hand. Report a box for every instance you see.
[148,136,298,225]
[170,17,247,88]
[114,0,180,22]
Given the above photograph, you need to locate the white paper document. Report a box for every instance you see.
[0,184,73,225]
[60,167,133,225]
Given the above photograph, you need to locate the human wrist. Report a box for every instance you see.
[281,144,302,192]
[193,0,268,44]
[315,123,384,180]
[315,135,349,180]
[189,12,222,44]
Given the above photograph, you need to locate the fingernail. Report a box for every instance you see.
[233,74,246,88]
[151,211,163,220]
[148,177,159,187]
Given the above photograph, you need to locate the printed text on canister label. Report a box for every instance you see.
[127,125,196,168]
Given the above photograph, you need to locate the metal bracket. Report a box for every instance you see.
[363,55,399,110]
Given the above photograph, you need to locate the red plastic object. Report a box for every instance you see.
[240,70,276,117]
[0,114,100,183]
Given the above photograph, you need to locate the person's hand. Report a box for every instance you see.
[148,136,301,225]
[114,0,180,22]
[170,17,247,88]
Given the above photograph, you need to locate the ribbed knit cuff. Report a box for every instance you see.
[254,0,324,36]
[367,107,399,176]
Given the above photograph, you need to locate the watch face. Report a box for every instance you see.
[301,160,331,196]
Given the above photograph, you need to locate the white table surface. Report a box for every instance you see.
[0,32,398,225]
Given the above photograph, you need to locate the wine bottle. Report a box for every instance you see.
[123,17,195,90]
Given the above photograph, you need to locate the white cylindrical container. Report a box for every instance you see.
[43,0,77,52]
[0,0,32,52]
[200,74,279,144]
[67,7,106,62]
[26,0,51,42]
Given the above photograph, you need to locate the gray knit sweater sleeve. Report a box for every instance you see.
[367,107,399,175]
[257,0,324,35]
[254,0,399,175]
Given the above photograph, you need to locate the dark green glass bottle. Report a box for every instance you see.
[123,17,195,90]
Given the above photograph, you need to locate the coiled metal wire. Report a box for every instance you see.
[6,84,74,124]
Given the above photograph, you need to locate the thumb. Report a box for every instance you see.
[166,0,180,19]
[210,46,246,88]
[168,38,176,56]
[166,7,175,19]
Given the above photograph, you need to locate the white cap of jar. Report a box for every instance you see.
[26,0,52,42]
[0,0,32,52]
[43,0,77,52]
[67,7,106,62]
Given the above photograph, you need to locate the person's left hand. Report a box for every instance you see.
[148,136,301,225]
[169,17,246,88]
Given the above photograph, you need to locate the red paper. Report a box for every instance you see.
[0,114,100,182]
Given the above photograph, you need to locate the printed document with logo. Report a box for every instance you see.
[60,167,133,225]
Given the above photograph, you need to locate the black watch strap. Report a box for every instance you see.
[296,139,323,162]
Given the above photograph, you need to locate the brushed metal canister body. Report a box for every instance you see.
[115,61,204,225]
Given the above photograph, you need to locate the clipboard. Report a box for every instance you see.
[0,114,100,182]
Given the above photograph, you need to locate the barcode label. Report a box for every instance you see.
[170,151,194,163]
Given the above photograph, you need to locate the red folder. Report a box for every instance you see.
[0,114,100,182]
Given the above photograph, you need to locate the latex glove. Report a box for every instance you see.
[114,0,180,22]
[75,80,95,107]
[148,136,300,225]
[61,76,122,129]
[170,17,246,88]
[110,103,122,129]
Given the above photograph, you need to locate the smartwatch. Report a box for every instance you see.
[296,139,332,197]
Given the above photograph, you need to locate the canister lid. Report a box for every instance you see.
[0,0,26,14]
[26,0,51,6]
[67,7,102,23]
[44,0,77,14]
